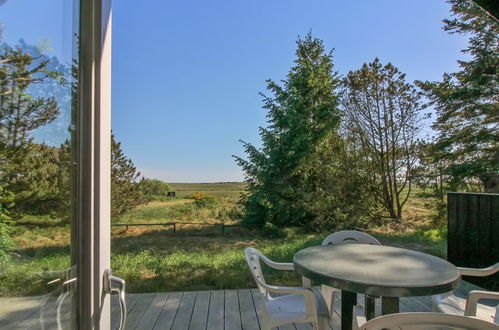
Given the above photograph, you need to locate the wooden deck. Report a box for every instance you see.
[0,282,481,330]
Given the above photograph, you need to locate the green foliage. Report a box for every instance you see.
[140,178,170,200]
[6,143,70,218]
[192,193,221,209]
[235,32,345,228]
[0,45,66,218]
[261,222,286,238]
[0,186,14,263]
[111,134,153,221]
[0,254,70,296]
[417,0,499,192]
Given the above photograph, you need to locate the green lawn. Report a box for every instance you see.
[1,182,447,296]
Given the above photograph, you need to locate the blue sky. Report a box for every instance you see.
[1,1,469,182]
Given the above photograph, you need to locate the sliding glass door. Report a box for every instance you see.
[0,0,113,329]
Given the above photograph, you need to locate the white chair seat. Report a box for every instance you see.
[433,291,498,324]
[245,248,331,329]
[267,287,329,323]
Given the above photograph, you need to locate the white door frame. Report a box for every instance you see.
[78,0,112,329]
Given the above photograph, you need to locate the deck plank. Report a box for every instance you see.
[207,290,224,330]
[0,296,44,330]
[112,293,142,330]
[138,292,170,329]
[293,323,312,330]
[0,284,481,330]
[125,292,156,330]
[238,289,259,330]
[225,290,242,330]
[250,289,264,327]
[189,291,210,330]
[153,291,183,330]
[171,291,197,330]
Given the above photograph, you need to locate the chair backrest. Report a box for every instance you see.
[245,247,269,298]
[358,312,498,330]
[322,230,381,246]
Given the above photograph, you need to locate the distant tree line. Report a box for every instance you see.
[236,0,498,230]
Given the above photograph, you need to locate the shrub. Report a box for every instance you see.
[140,178,170,200]
[192,193,221,209]
[0,186,15,263]
[261,222,286,238]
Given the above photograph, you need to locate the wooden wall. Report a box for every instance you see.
[447,192,498,289]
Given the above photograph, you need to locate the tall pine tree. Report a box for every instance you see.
[418,0,499,192]
[234,33,342,228]
[111,134,152,221]
[0,45,62,214]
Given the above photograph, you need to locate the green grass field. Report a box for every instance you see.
[169,182,246,199]
[1,182,447,296]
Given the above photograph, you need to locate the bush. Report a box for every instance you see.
[261,222,286,238]
[140,178,170,200]
[192,193,221,209]
[0,186,15,263]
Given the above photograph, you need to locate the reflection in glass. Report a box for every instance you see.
[0,1,79,328]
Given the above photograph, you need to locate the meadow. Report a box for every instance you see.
[0,182,446,296]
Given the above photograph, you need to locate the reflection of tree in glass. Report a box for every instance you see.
[13,39,73,146]
[0,46,60,147]
[0,42,67,217]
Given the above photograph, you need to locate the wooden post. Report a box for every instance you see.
[173,223,176,233]
[221,224,225,235]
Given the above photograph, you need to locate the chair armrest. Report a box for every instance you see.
[259,253,295,271]
[352,306,367,330]
[464,290,499,317]
[458,262,499,277]
[261,282,318,316]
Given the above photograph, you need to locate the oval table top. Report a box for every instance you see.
[293,244,461,297]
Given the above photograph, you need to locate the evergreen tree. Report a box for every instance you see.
[0,45,62,213]
[140,178,170,200]
[418,0,499,192]
[234,33,342,228]
[111,134,152,221]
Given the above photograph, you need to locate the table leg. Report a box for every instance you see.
[381,296,399,315]
[341,290,356,330]
[364,295,376,320]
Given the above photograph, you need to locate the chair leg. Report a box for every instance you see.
[316,316,330,330]
[261,310,272,330]
[302,276,312,288]
[321,285,336,318]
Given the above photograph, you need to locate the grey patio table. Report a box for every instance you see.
[293,244,461,330]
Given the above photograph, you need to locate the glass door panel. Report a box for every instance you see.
[0,1,80,328]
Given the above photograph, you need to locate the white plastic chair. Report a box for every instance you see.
[432,262,499,324]
[352,307,499,330]
[302,231,381,319]
[245,247,330,330]
[321,230,381,246]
